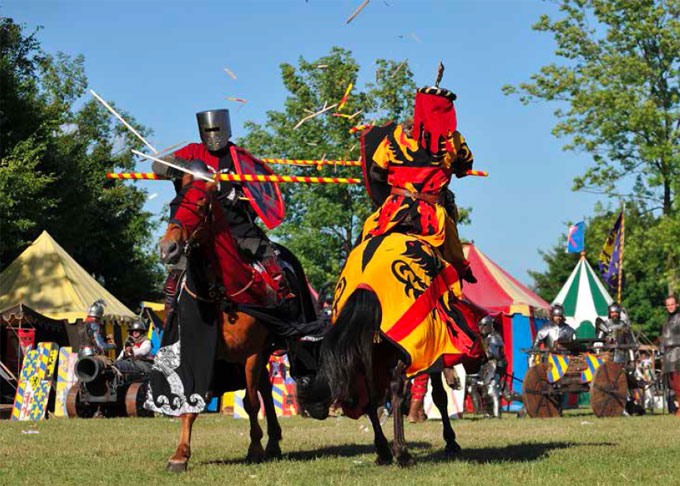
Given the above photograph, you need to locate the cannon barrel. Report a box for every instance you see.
[75,356,114,384]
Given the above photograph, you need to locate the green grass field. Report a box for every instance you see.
[1,411,679,486]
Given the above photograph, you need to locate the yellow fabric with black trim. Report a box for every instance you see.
[360,124,473,273]
[332,232,481,377]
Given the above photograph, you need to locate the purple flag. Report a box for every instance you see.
[598,210,623,290]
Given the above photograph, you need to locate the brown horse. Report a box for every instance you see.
[155,170,315,472]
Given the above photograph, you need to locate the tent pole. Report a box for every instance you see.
[617,202,625,303]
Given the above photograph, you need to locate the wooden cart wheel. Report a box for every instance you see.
[65,386,96,418]
[522,364,561,418]
[125,382,153,417]
[590,361,627,417]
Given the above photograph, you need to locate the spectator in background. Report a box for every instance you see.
[660,295,680,415]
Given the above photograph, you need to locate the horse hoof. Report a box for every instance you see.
[396,453,416,468]
[166,461,187,473]
[265,444,282,461]
[445,442,462,458]
[246,448,266,464]
[375,454,393,466]
[246,454,265,464]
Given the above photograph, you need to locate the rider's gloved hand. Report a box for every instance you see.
[462,267,477,284]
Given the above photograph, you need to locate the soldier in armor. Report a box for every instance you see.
[597,303,643,414]
[660,295,680,415]
[81,299,115,357]
[359,78,477,284]
[597,303,636,365]
[532,304,575,350]
[479,316,507,418]
[117,320,152,361]
[153,109,290,326]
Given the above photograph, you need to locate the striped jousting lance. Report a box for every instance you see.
[125,150,361,184]
[260,158,488,176]
[107,172,362,185]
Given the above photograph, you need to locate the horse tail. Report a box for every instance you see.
[319,289,381,406]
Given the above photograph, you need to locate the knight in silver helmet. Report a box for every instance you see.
[533,304,575,350]
[479,315,508,418]
[196,109,232,152]
[597,303,636,365]
[152,108,291,333]
[81,299,115,357]
[118,319,152,361]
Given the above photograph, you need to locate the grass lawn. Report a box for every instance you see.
[1,410,678,486]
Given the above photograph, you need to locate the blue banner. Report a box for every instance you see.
[566,221,585,253]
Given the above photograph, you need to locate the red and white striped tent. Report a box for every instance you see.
[461,243,550,391]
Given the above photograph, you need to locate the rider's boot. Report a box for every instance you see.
[407,398,427,423]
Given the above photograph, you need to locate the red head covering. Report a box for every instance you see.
[412,87,457,155]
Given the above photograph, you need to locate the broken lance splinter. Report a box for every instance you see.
[90,90,158,154]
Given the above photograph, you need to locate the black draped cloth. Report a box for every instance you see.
[145,244,326,416]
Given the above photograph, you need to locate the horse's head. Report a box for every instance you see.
[287,339,331,420]
[159,161,217,265]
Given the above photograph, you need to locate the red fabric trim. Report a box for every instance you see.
[502,314,514,386]
[385,266,458,342]
[411,374,429,400]
[412,92,457,153]
[387,166,450,191]
[174,143,220,170]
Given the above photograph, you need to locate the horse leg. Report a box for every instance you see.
[391,361,415,467]
[367,405,393,465]
[431,372,462,457]
[258,362,283,460]
[244,354,266,463]
[166,413,198,473]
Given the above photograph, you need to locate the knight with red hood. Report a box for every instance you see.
[360,76,476,284]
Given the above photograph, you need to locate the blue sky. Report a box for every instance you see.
[8,0,606,289]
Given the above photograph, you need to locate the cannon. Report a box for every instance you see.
[66,355,153,418]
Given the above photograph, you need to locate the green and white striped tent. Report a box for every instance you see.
[552,255,613,338]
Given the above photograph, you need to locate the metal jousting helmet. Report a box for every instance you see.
[128,319,147,333]
[479,315,495,335]
[550,304,565,318]
[196,109,231,152]
[87,299,106,319]
[608,303,623,315]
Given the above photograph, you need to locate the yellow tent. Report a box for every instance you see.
[0,231,135,322]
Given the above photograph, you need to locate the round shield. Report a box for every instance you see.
[230,146,285,230]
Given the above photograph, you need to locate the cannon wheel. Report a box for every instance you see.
[65,386,96,418]
[522,364,560,418]
[590,361,627,417]
[125,382,153,417]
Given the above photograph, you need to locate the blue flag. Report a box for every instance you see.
[566,221,585,253]
[598,210,624,290]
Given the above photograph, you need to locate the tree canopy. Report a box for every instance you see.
[238,47,420,288]
[0,17,162,307]
[505,0,680,309]
[503,0,679,216]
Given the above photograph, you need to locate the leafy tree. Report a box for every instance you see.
[0,17,162,307]
[503,0,679,216]
[505,0,680,299]
[238,47,420,287]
